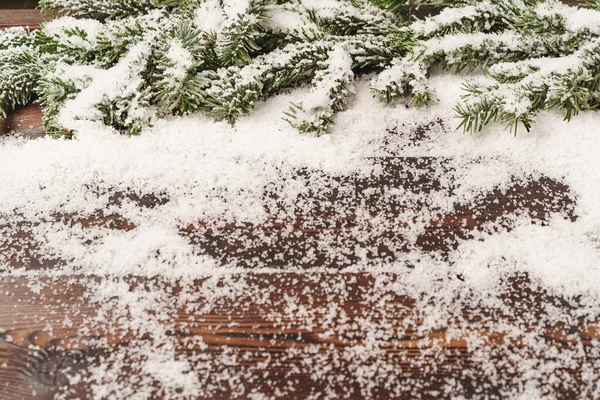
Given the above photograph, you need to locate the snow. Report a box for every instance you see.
[195,0,225,33]
[43,16,104,50]
[2,1,600,399]
[3,71,600,398]
[165,40,194,81]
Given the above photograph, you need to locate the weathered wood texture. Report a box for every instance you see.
[0,9,51,29]
[0,103,44,138]
[0,6,597,400]
[2,274,599,400]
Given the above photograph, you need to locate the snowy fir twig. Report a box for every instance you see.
[2,0,600,137]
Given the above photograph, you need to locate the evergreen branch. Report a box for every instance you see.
[95,11,164,66]
[371,0,409,14]
[206,41,330,123]
[584,0,600,11]
[0,27,34,51]
[371,57,434,106]
[513,0,567,34]
[38,0,158,18]
[17,0,600,138]
[314,0,400,36]
[455,38,600,134]
[411,0,509,38]
[217,0,275,67]
[346,30,414,68]
[36,62,94,137]
[0,47,40,119]
[454,79,537,135]
[35,17,103,63]
[152,23,214,114]
[283,46,354,135]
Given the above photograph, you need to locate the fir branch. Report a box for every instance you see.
[38,0,158,18]
[411,0,509,38]
[95,11,164,66]
[371,58,434,106]
[217,0,275,67]
[152,23,214,113]
[346,30,414,68]
[454,79,537,135]
[455,38,600,134]
[0,47,40,119]
[513,0,567,34]
[19,0,600,138]
[0,27,34,51]
[584,0,600,11]
[370,0,414,14]
[36,63,94,137]
[206,41,330,123]
[283,46,354,135]
[35,17,103,63]
[314,0,400,36]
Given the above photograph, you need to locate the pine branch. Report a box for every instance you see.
[455,38,600,134]
[346,30,414,68]
[313,0,400,36]
[371,57,434,106]
[371,0,409,13]
[217,0,275,67]
[35,17,103,63]
[0,47,40,119]
[584,0,600,11]
[513,0,567,34]
[283,46,354,135]
[95,11,164,66]
[411,0,510,38]
[152,23,214,114]
[38,0,158,18]
[0,27,34,51]
[206,41,330,123]
[24,0,600,138]
[37,65,92,137]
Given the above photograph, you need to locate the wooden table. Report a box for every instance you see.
[1,5,599,400]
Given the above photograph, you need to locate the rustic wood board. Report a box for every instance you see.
[1,6,598,400]
[0,9,51,30]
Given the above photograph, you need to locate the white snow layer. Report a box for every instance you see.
[1,70,600,399]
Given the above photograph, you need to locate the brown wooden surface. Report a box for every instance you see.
[0,103,44,137]
[1,6,599,400]
[0,9,51,29]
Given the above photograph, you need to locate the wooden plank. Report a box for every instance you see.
[1,156,575,271]
[0,103,44,138]
[0,10,52,30]
[2,1,39,9]
[0,274,598,399]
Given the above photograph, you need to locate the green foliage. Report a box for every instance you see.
[584,0,600,11]
[217,0,275,67]
[5,0,600,139]
[283,46,354,135]
[38,0,158,17]
[379,0,600,134]
[152,23,213,113]
[0,27,34,51]
[2,0,415,138]
[206,41,331,123]
[0,47,40,119]
[371,0,410,14]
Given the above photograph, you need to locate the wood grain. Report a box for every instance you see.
[0,10,52,30]
[1,274,598,400]
[0,103,44,138]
